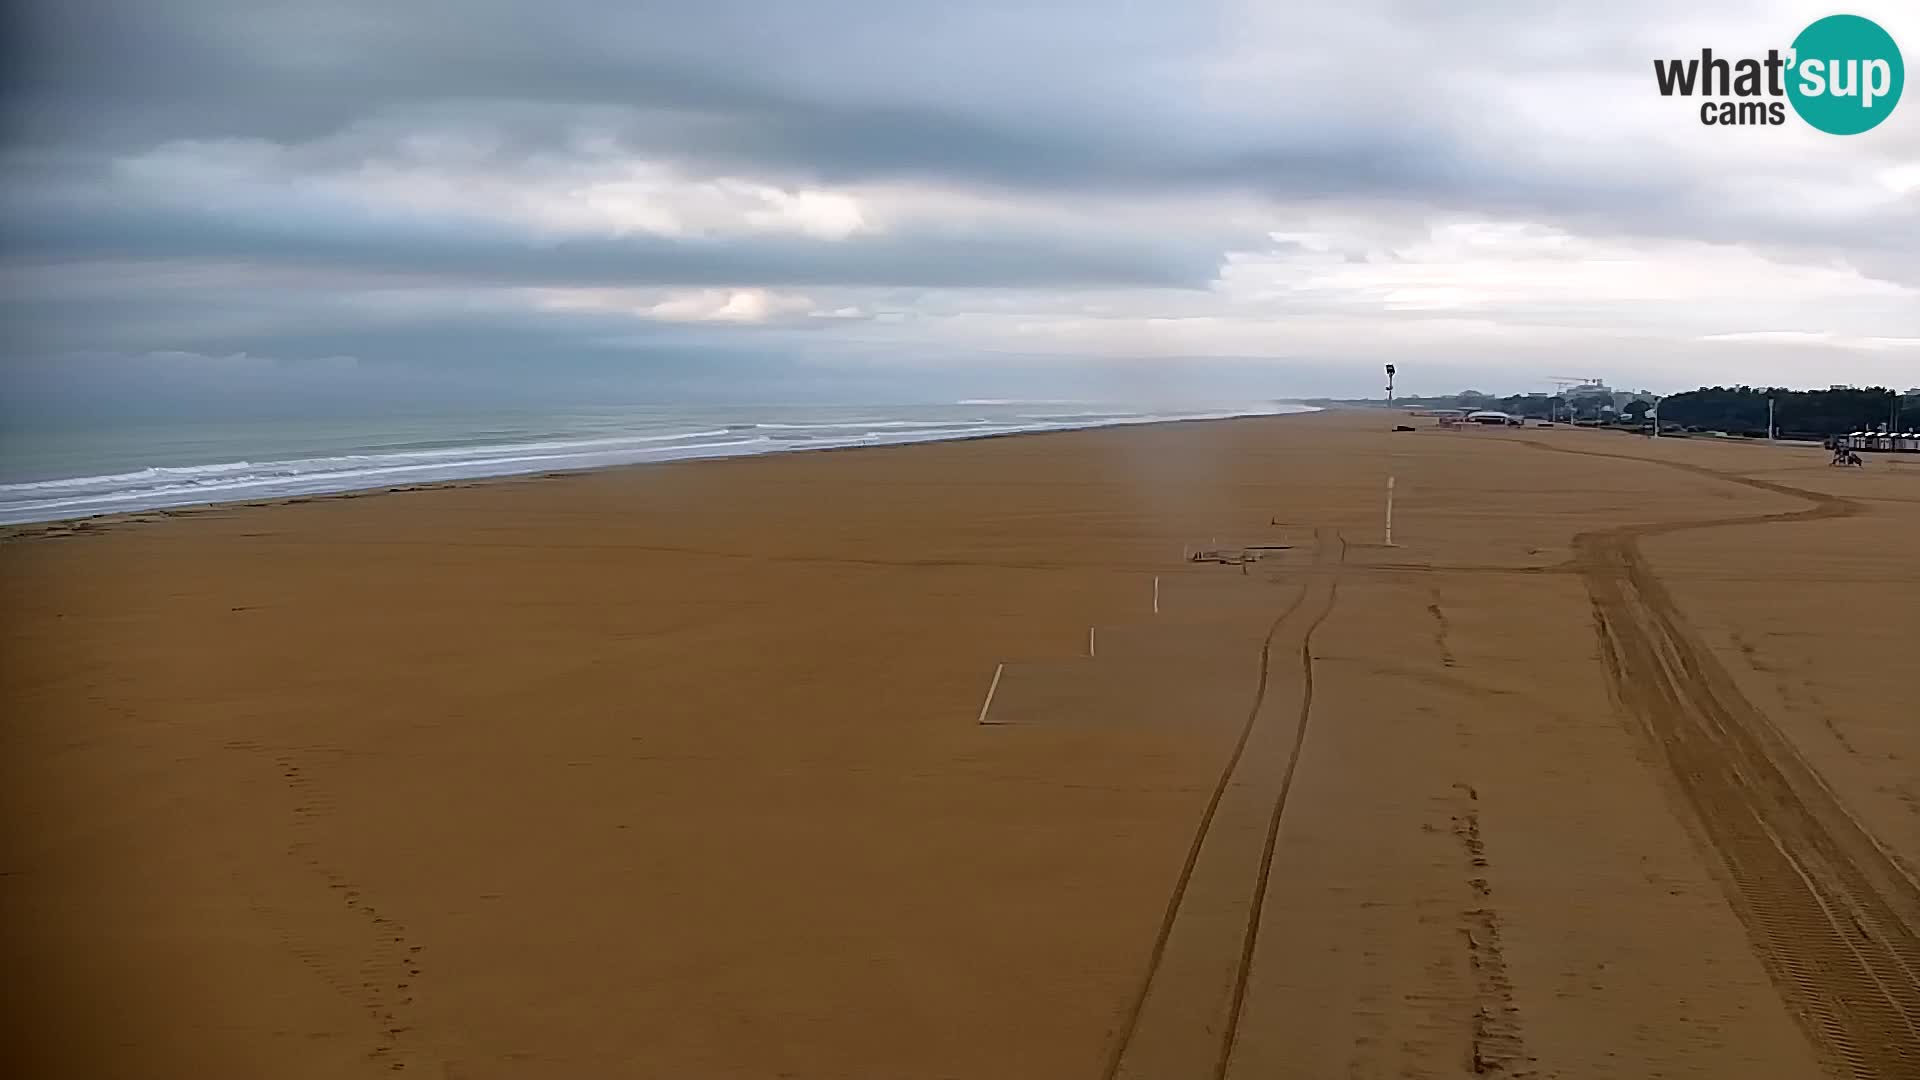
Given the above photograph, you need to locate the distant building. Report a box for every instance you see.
[1841,431,1920,454]
[1466,410,1523,427]
[1565,380,1656,413]
[1550,378,1651,417]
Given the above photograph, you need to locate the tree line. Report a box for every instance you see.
[1656,386,1917,438]
[1314,385,1919,437]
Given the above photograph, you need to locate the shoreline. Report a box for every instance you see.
[0,407,1315,541]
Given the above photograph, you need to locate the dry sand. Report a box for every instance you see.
[3,409,1917,1078]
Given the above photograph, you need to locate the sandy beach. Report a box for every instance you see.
[4,408,1917,1078]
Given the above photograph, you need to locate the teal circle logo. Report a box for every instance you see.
[1787,14,1904,134]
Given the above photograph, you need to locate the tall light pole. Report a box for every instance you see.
[1384,364,1397,546]
[1768,391,1776,442]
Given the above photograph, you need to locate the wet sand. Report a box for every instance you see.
[4,409,1917,1078]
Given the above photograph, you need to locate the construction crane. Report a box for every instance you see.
[1543,374,1605,420]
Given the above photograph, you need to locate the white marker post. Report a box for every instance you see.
[1384,475,1396,547]
[1153,575,1160,615]
[1088,627,1097,658]
[975,663,1005,725]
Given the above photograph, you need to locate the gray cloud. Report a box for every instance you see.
[2,196,1226,290]
[8,1,1910,245]
[3,0,1916,402]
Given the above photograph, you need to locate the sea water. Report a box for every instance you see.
[0,400,1311,525]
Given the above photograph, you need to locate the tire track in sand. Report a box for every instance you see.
[1519,439,1920,1078]
[1104,527,1344,1080]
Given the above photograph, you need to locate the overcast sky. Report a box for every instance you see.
[3,0,1916,415]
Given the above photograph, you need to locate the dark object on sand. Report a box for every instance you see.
[1394,425,1417,432]
[1830,448,1864,467]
